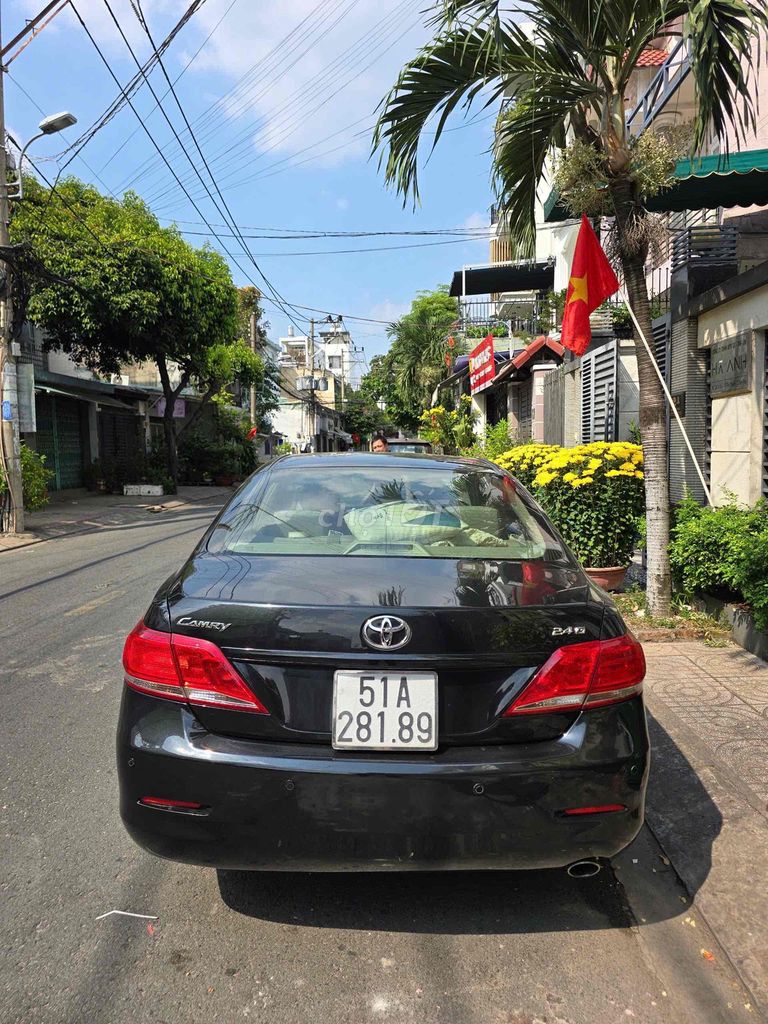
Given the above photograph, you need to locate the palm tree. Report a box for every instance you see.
[373,0,767,616]
[387,311,455,410]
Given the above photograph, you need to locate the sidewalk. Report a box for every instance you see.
[643,641,768,1016]
[0,485,233,552]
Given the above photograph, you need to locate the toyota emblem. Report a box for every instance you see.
[362,615,411,651]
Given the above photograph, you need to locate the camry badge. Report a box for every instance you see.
[362,615,411,651]
[177,617,232,632]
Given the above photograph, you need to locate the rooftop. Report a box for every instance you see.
[268,452,490,472]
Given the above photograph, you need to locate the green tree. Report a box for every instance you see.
[359,353,421,434]
[387,313,453,410]
[409,285,459,322]
[373,0,767,615]
[11,177,262,484]
[341,389,380,441]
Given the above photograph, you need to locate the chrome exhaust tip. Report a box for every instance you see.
[566,859,602,878]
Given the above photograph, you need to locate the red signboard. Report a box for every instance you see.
[468,334,496,394]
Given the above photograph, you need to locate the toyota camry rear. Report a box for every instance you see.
[117,452,648,871]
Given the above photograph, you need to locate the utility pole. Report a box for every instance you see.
[249,310,257,426]
[307,318,316,451]
[0,14,24,534]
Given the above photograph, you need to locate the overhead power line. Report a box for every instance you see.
[116,0,356,196]
[166,223,493,238]
[174,233,491,255]
[124,0,312,330]
[98,0,245,174]
[23,153,398,332]
[71,0,308,333]
[144,0,418,207]
[57,0,209,173]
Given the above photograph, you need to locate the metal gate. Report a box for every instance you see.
[580,342,617,442]
[35,393,85,490]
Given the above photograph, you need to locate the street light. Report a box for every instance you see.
[7,110,77,199]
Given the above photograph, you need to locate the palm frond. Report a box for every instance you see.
[372,24,526,206]
[493,78,600,255]
[685,0,768,150]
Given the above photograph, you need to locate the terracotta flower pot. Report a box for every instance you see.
[584,566,628,591]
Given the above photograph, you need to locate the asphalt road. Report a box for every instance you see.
[0,498,757,1024]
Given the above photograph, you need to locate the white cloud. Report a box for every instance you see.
[178,0,431,184]
[33,0,433,196]
[461,210,490,232]
[368,299,409,324]
[335,197,350,211]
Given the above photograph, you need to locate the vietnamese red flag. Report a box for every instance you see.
[560,215,620,356]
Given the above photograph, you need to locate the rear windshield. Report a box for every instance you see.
[208,463,568,561]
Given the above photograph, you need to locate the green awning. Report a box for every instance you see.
[543,148,768,222]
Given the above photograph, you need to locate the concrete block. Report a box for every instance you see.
[123,484,164,497]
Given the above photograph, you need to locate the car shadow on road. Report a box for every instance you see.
[217,710,722,934]
[217,862,632,934]
[643,708,724,895]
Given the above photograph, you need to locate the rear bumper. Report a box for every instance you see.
[117,690,649,871]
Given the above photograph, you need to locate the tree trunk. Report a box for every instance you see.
[611,181,672,616]
[156,358,181,487]
[163,408,178,486]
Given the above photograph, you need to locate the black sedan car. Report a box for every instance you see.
[118,452,648,873]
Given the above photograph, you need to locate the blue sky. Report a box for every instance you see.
[8,0,496,366]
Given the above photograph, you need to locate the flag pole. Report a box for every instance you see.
[621,292,713,506]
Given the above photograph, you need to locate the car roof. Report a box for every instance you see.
[270,452,492,471]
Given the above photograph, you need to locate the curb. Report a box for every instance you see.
[0,490,229,554]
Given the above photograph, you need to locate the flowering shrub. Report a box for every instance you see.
[496,441,645,567]
[419,395,476,452]
[494,443,561,489]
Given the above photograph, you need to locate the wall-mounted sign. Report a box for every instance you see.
[469,334,496,395]
[710,332,751,398]
[17,363,36,432]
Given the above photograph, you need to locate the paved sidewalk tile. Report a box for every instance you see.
[644,641,768,809]
[643,640,768,1014]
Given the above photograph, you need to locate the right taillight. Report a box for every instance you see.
[503,634,645,716]
[122,621,268,714]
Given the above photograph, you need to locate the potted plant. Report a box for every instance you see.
[83,459,107,493]
[609,301,634,339]
[496,441,645,590]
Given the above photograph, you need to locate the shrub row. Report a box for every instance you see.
[669,494,768,629]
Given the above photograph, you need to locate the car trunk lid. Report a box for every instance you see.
[168,553,602,746]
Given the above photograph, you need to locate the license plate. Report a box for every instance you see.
[332,671,438,751]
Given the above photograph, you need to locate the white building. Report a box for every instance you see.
[318,320,363,393]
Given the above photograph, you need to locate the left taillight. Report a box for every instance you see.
[503,633,645,716]
[122,621,268,714]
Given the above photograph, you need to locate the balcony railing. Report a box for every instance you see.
[460,297,546,338]
[671,225,739,272]
[626,38,692,135]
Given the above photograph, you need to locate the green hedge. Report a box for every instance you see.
[669,494,768,629]
[0,443,54,512]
